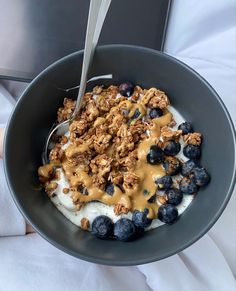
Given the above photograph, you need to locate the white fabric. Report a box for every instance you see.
[0,234,151,291]
[0,0,236,290]
[0,84,15,127]
[0,159,26,236]
[0,85,26,236]
[165,0,236,126]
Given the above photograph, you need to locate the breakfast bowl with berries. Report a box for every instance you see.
[4,45,236,265]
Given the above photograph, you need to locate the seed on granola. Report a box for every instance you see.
[63,188,70,194]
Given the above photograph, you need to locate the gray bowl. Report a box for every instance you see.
[4,45,236,266]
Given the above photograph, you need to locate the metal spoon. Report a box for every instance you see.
[43,0,112,164]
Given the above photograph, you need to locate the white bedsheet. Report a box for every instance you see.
[0,0,235,290]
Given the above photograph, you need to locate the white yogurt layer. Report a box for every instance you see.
[50,105,194,231]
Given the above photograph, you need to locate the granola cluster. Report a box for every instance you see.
[183,132,202,145]
[57,98,76,123]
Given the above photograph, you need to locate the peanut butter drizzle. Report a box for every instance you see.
[124,112,172,218]
[66,143,90,158]
[41,96,173,219]
[38,161,60,178]
[38,164,54,178]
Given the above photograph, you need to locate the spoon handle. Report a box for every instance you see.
[73,0,112,118]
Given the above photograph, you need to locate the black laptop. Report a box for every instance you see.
[0,0,171,81]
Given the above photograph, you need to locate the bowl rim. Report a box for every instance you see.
[3,44,236,266]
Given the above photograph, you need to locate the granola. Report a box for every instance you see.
[160,127,182,141]
[38,82,210,241]
[80,218,90,230]
[183,132,202,145]
[39,84,174,215]
[57,98,76,123]
[114,204,129,216]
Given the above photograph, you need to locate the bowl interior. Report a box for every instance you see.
[4,45,236,265]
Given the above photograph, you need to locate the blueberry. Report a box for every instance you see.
[149,108,163,119]
[128,109,141,124]
[166,188,183,205]
[156,175,173,190]
[191,167,210,187]
[114,218,136,241]
[119,82,135,97]
[132,208,152,228]
[132,109,141,119]
[105,182,114,196]
[181,160,197,176]
[158,204,178,224]
[178,122,193,135]
[183,145,201,160]
[179,176,198,194]
[163,140,181,156]
[147,145,165,165]
[91,215,113,239]
[163,156,182,176]
[148,194,156,203]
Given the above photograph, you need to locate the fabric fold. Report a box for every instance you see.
[0,85,26,236]
[0,159,26,236]
[0,234,151,291]
[138,235,236,291]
